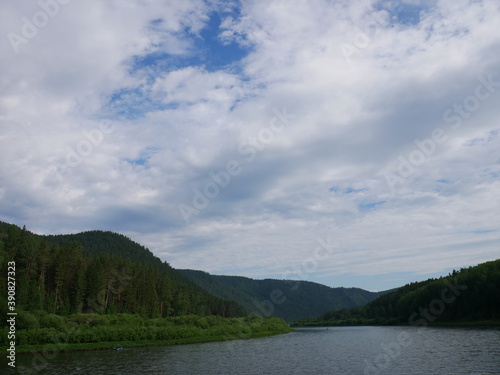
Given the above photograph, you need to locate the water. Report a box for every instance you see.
[14,326,500,374]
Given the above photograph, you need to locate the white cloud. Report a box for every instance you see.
[1,0,499,290]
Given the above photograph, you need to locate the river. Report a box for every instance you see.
[14,326,500,374]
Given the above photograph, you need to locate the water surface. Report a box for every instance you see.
[15,326,500,374]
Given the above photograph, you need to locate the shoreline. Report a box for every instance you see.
[292,320,500,328]
[1,330,292,355]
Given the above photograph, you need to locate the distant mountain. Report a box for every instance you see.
[178,269,389,322]
[297,258,500,326]
[0,220,394,323]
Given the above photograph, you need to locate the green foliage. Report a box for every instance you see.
[0,222,245,322]
[296,259,500,326]
[17,310,40,330]
[178,269,387,321]
[39,313,66,329]
[0,313,291,348]
[106,313,144,326]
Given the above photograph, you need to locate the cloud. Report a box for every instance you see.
[1,0,499,290]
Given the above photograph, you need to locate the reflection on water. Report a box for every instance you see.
[15,326,500,375]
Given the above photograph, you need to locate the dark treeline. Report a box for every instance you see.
[295,259,500,326]
[44,230,164,268]
[0,223,245,320]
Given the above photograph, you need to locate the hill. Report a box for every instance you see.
[179,269,388,322]
[44,230,165,267]
[295,258,500,326]
[0,222,245,319]
[0,221,391,323]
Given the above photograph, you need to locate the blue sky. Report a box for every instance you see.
[1,0,499,292]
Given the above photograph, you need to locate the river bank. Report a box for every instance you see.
[10,326,500,375]
[1,313,292,355]
[292,319,500,327]
[5,330,292,354]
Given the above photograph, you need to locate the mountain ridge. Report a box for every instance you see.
[295,258,500,326]
[0,221,390,322]
[178,269,391,321]
[5,221,494,326]
[0,222,245,318]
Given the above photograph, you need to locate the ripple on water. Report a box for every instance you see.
[15,326,500,375]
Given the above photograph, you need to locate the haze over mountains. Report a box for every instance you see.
[179,269,390,321]
[1,222,387,321]
[1,221,497,324]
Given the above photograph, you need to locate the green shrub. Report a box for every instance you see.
[107,313,144,327]
[88,315,109,327]
[17,310,40,329]
[39,313,67,329]
[7,313,290,347]
[68,313,96,325]
[16,328,59,345]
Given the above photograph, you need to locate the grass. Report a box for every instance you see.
[2,330,292,355]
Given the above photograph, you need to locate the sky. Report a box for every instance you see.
[1,0,499,292]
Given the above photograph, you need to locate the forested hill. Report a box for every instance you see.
[0,221,390,323]
[178,269,388,322]
[0,222,245,319]
[296,258,500,326]
[44,230,165,269]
